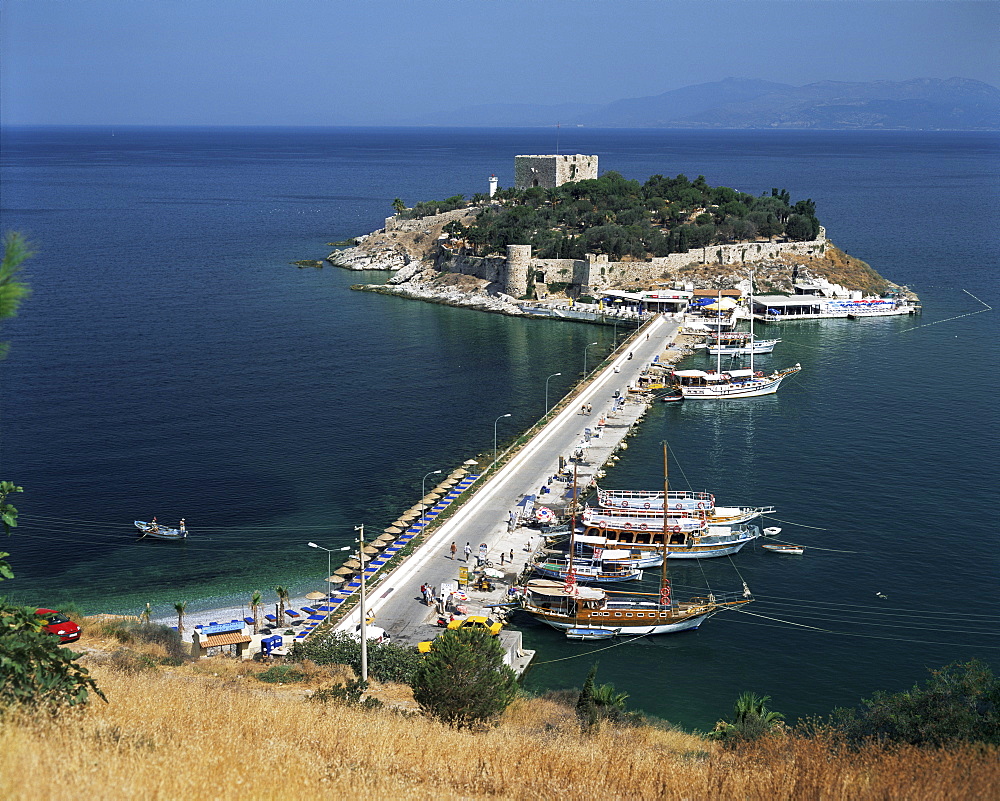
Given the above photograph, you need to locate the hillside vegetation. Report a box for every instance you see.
[415,173,822,260]
[2,617,997,800]
[3,660,997,801]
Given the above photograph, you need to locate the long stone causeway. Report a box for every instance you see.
[322,314,685,672]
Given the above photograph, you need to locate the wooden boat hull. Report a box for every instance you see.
[526,604,718,635]
[761,544,804,555]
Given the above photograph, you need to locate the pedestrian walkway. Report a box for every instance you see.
[329,315,686,647]
[294,474,480,640]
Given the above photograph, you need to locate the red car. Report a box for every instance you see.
[36,608,81,643]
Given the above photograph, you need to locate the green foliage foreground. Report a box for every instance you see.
[0,605,105,714]
[831,659,1000,748]
[291,631,422,685]
[412,628,517,729]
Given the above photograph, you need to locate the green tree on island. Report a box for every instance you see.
[391,197,406,215]
[412,627,517,728]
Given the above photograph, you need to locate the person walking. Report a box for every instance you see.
[450,542,457,559]
[509,549,514,564]
[463,542,472,562]
[500,551,506,566]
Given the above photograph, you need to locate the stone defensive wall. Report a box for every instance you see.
[383,206,473,233]
[435,232,828,297]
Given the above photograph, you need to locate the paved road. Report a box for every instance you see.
[335,315,683,646]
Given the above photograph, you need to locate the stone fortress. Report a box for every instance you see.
[514,154,599,190]
[334,154,871,310]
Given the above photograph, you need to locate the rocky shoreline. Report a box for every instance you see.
[325,207,916,318]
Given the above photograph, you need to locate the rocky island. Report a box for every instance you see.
[325,155,916,317]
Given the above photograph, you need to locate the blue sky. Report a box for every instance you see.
[2,0,997,125]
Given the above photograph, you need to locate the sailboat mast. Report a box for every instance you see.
[568,460,578,575]
[661,442,669,597]
[716,290,722,374]
[748,271,755,374]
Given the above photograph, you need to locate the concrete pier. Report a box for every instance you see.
[331,315,689,666]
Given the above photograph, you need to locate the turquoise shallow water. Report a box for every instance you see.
[2,127,997,728]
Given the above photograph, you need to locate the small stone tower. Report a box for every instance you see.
[505,244,532,298]
[514,155,598,190]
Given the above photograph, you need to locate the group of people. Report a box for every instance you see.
[579,403,594,415]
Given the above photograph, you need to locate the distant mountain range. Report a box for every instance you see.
[409,78,1000,130]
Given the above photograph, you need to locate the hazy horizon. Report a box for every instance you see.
[2,1,998,127]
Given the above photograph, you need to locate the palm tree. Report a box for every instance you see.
[712,691,785,744]
[174,601,187,635]
[140,602,152,626]
[250,591,262,634]
[274,585,289,627]
[591,682,630,711]
[391,197,405,215]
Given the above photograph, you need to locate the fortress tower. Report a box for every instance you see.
[514,154,598,190]
[504,244,532,298]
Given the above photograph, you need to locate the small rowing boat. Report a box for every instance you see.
[761,543,804,555]
[566,626,618,641]
[134,519,188,540]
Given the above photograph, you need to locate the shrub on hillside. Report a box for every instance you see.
[290,632,421,684]
[0,602,105,714]
[831,659,1000,748]
[98,619,188,661]
[411,628,517,729]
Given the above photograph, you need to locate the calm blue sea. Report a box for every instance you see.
[2,126,997,729]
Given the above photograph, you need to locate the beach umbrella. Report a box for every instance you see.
[399,510,419,521]
[535,506,555,524]
[384,526,403,534]
[436,479,458,489]
[333,566,354,576]
[362,545,381,555]
[305,591,326,601]
[325,575,345,585]
[374,534,396,545]
[421,493,442,503]
[463,459,479,466]
[704,297,738,311]
[343,556,369,569]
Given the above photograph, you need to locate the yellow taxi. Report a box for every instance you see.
[417,615,503,653]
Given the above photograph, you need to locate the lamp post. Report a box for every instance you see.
[545,372,562,415]
[583,341,599,376]
[355,523,368,683]
[307,541,348,607]
[421,469,442,530]
[493,413,511,469]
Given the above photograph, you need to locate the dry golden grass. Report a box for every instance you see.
[1,662,996,800]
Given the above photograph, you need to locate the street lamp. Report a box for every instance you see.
[354,523,368,683]
[583,341,599,376]
[545,372,561,414]
[493,413,511,468]
[308,541,348,607]
[421,469,442,530]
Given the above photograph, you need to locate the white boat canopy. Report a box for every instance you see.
[527,580,605,600]
[727,369,756,378]
[674,369,709,378]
